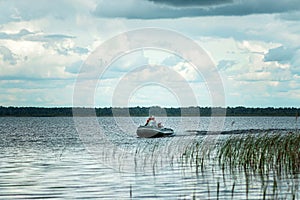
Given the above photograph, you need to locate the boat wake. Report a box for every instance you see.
[183,128,295,136]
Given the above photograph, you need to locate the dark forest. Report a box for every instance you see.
[0,106,299,117]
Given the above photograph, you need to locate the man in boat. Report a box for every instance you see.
[145,116,157,126]
[145,116,163,128]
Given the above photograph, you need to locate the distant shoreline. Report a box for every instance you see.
[0,106,299,117]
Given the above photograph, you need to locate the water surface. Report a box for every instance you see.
[0,117,299,199]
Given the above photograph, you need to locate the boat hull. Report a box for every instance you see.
[136,126,174,138]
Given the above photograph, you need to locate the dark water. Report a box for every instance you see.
[0,117,299,199]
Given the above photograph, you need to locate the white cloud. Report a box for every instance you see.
[238,40,269,54]
[264,46,300,67]
[0,0,79,23]
[173,61,200,81]
[202,38,298,107]
[0,0,300,107]
[128,85,180,107]
[0,79,75,106]
[0,46,17,65]
[109,50,149,72]
[94,65,200,107]
[0,38,81,80]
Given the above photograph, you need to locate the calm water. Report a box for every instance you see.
[0,117,299,199]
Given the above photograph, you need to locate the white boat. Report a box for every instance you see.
[136,126,174,138]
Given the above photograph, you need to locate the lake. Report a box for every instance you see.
[0,117,299,199]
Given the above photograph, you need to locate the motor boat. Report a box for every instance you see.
[136,125,174,138]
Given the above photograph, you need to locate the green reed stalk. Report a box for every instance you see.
[175,131,300,199]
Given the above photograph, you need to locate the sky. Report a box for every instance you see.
[1,0,300,108]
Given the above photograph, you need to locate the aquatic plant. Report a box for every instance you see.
[177,131,300,199]
[218,132,300,177]
[111,129,299,198]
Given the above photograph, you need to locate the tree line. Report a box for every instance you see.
[0,106,299,117]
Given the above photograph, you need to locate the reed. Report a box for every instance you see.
[177,131,300,198]
[126,130,299,198]
[217,132,300,177]
[180,139,214,173]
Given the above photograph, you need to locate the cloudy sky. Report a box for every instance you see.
[1,0,300,108]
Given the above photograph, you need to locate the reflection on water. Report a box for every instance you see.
[0,117,299,199]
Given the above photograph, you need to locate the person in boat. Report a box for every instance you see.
[145,116,157,126]
[157,122,163,128]
[145,116,164,128]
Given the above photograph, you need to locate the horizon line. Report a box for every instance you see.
[1,106,300,109]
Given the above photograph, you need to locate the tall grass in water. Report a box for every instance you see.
[180,139,215,174]
[218,132,300,177]
[217,132,300,198]
[179,132,300,198]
